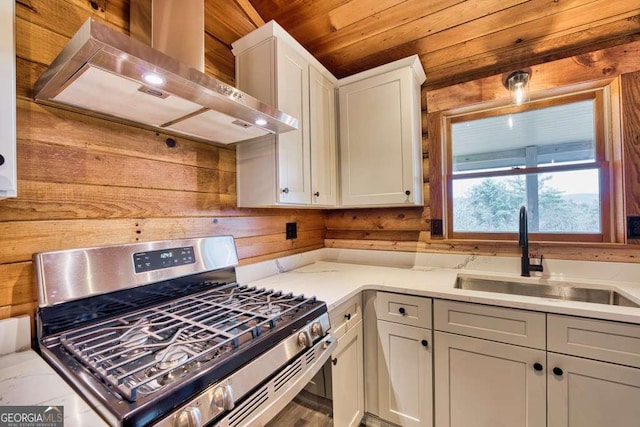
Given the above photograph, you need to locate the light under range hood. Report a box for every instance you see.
[33,18,298,144]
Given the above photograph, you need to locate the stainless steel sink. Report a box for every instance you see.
[455,276,639,308]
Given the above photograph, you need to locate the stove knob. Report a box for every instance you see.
[311,322,324,337]
[212,385,235,411]
[297,331,311,348]
[174,406,202,427]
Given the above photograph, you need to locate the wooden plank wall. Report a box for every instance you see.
[5,1,640,324]
[0,1,324,322]
[326,41,640,263]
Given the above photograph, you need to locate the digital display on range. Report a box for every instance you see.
[133,246,196,273]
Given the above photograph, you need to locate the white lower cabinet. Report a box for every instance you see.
[330,294,364,426]
[377,321,432,427]
[433,300,640,427]
[332,319,365,427]
[434,331,546,427]
[547,352,640,427]
[546,313,640,427]
[376,293,433,427]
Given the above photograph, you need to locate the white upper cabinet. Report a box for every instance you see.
[0,0,17,198]
[310,66,337,206]
[233,22,425,209]
[338,56,425,207]
[232,22,337,207]
[274,41,311,204]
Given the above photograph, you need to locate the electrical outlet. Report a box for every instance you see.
[286,222,297,240]
[628,216,640,239]
[431,219,443,236]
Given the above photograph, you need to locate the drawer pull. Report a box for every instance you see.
[553,367,564,376]
[533,363,543,371]
[398,307,406,315]
[421,339,429,348]
[344,313,351,321]
[332,358,338,366]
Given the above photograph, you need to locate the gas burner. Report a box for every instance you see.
[145,365,188,389]
[183,339,236,365]
[121,329,150,348]
[226,297,243,307]
[259,305,282,317]
[155,345,190,370]
[118,318,151,348]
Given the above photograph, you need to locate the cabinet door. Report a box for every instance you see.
[276,40,310,204]
[434,331,546,427]
[0,0,16,198]
[377,320,432,427]
[547,352,640,427]
[332,320,364,427]
[309,66,337,206]
[339,67,420,206]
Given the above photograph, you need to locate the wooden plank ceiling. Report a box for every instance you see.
[205,0,640,90]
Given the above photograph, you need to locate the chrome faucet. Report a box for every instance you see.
[519,206,543,277]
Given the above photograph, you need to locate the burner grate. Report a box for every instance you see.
[58,284,316,401]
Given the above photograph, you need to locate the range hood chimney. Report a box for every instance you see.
[33,1,297,144]
[130,0,205,72]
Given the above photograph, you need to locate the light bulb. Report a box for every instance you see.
[506,71,530,105]
[142,72,165,86]
[254,118,267,126]
[514,86,525,105]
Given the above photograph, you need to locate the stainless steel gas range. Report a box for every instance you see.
[34,236,335,427]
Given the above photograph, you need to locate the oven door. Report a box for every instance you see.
[212,334,336,427]
[266,358,334,426]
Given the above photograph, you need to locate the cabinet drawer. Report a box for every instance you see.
[548,314,640,368]
[434,300,546,350]
[330,294,362,340]
[376,292,432,328]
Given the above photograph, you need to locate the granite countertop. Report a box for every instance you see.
[2,248,640,426]
[0,316,108,427]
[241,258,640,325]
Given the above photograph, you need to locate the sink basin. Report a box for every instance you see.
[455,276,639,308]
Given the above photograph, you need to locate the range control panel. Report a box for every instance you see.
[133,246,195,273]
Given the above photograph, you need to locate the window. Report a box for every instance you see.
[446,92,610,242]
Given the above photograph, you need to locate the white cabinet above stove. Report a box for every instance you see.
[233,21,338,208]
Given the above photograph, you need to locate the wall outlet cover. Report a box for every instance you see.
[627,216,640,239]
[286,222,297,240]
[431,219,443,236]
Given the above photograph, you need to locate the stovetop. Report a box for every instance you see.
[52,282,322,402]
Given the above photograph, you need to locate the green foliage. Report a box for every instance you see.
[454,174,600,234]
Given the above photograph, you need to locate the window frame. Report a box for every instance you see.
[444,91,611,242]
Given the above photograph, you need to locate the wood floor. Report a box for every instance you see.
[267,390,333,426]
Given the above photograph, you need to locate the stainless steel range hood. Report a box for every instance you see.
[33,18,297,144]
